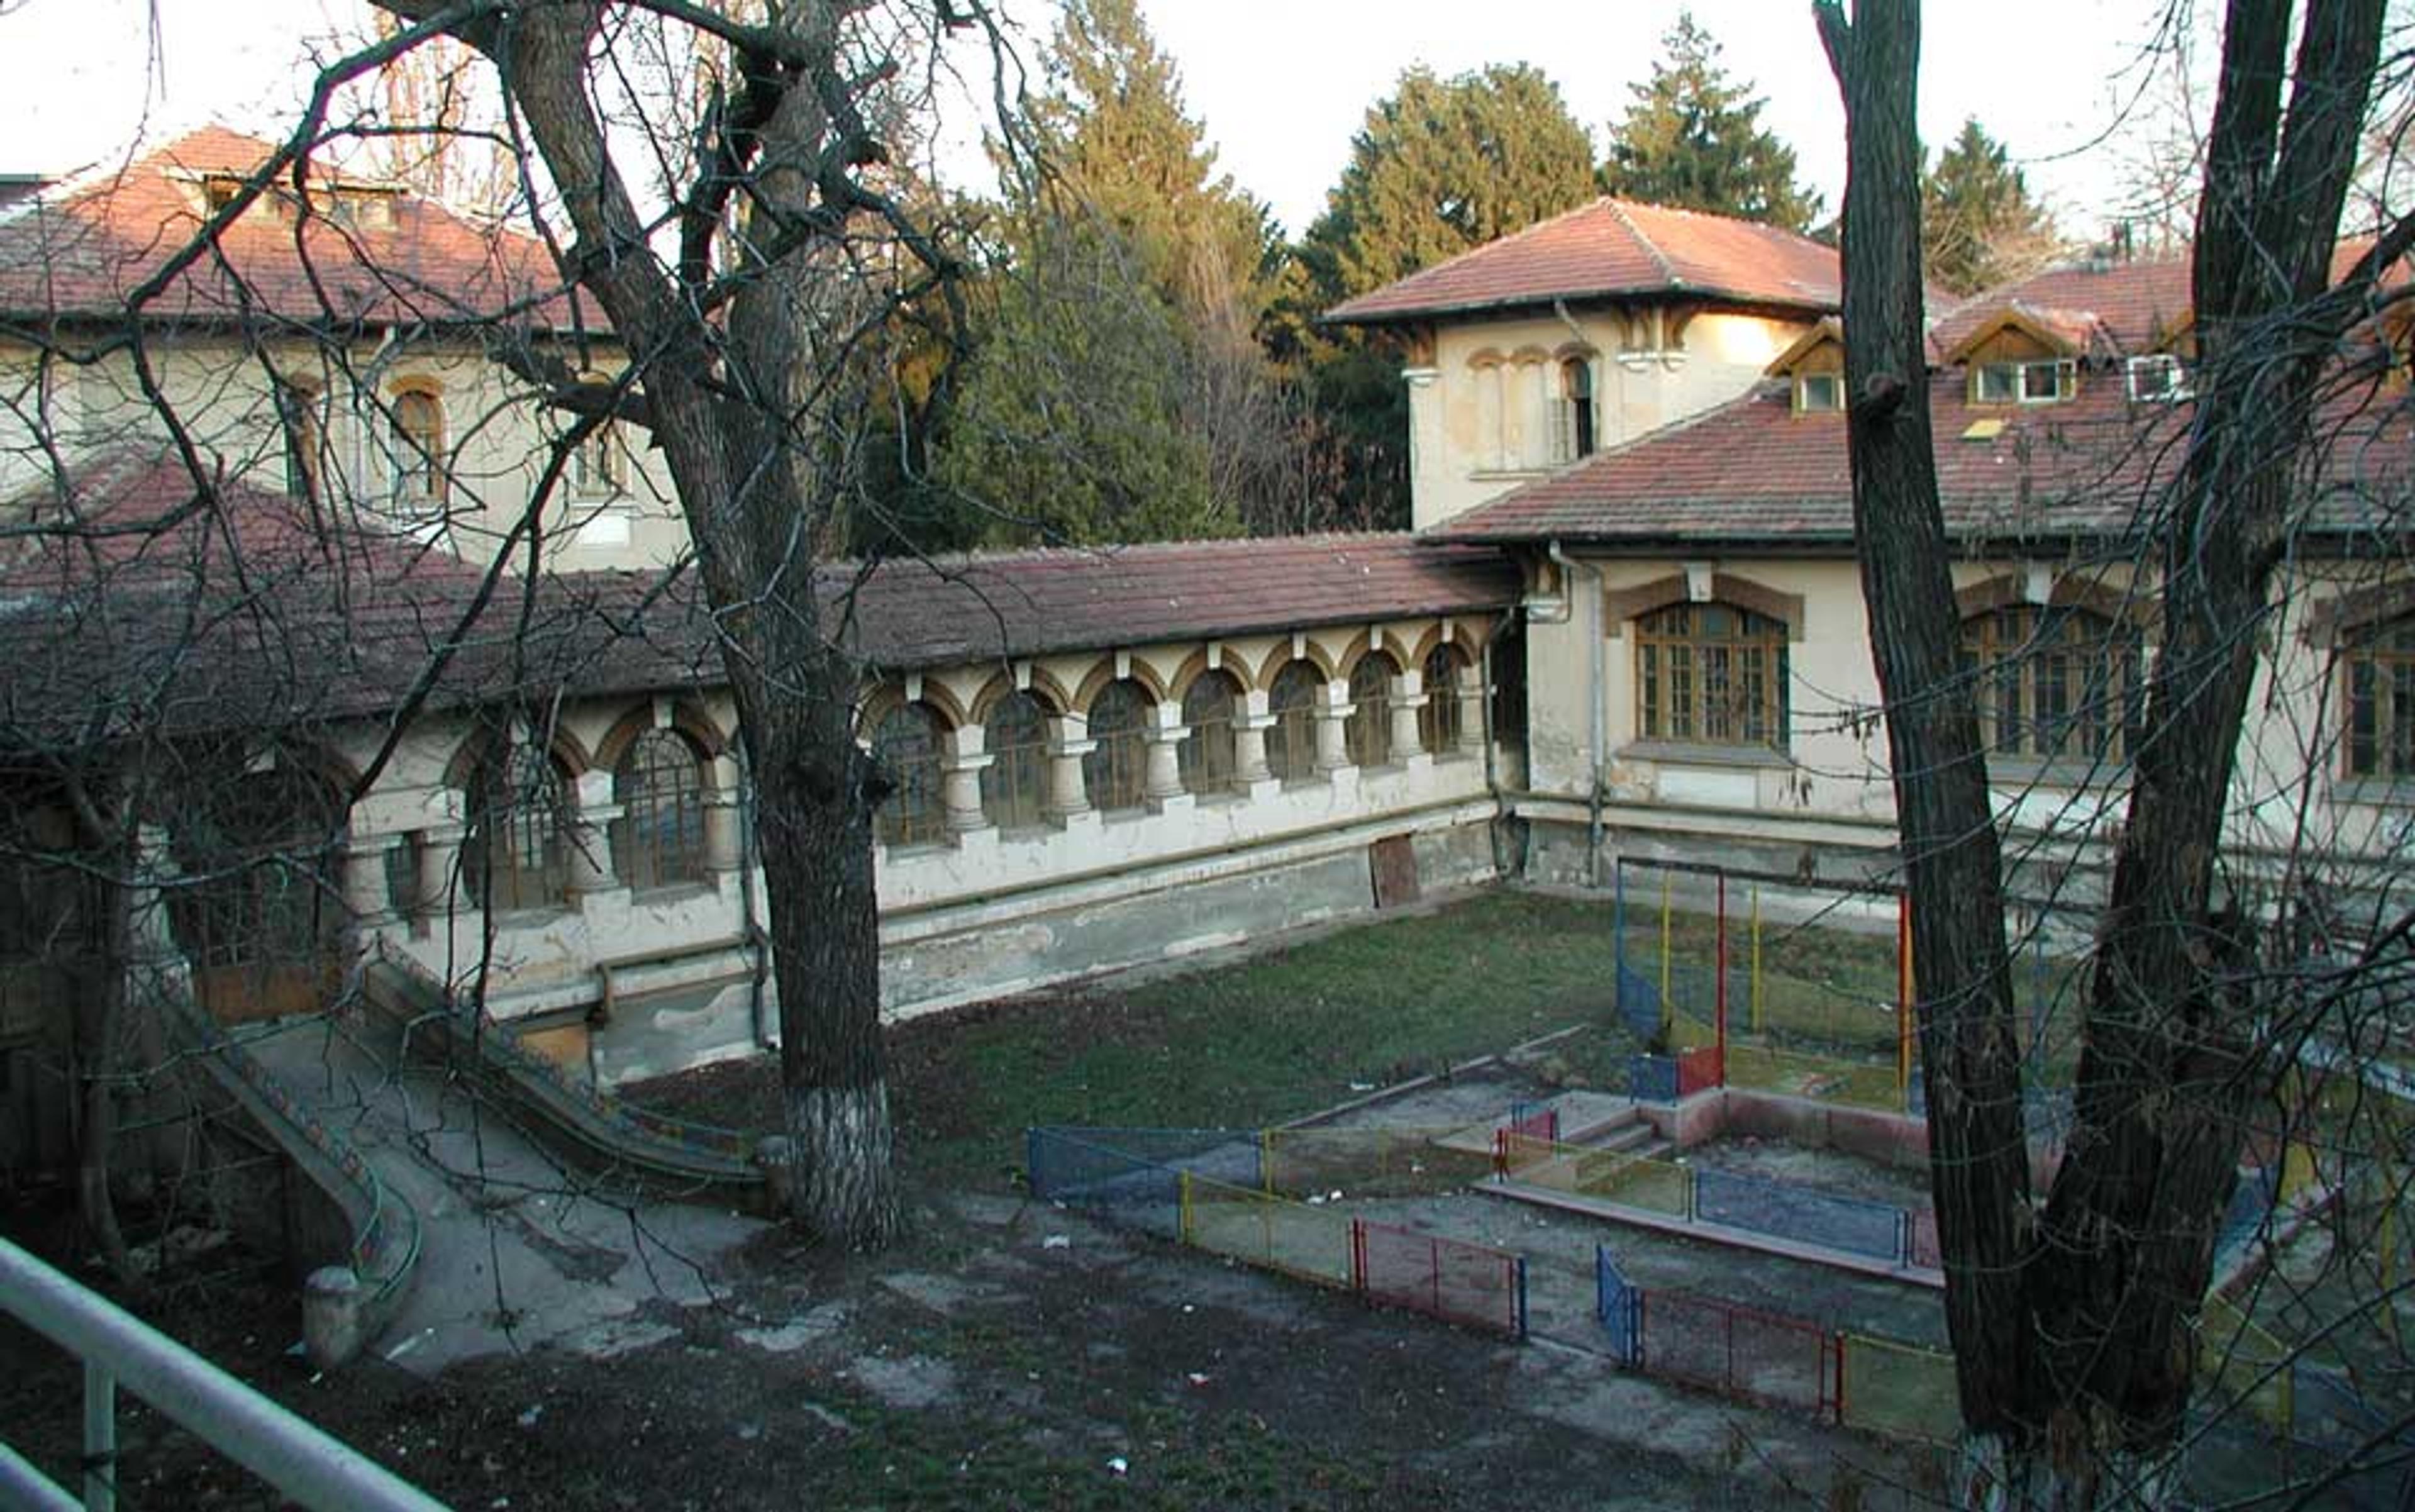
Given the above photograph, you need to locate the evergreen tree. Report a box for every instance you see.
[1921,117,2060,295]
[937,215,1236,547]
[1282,64,1597,530]
[1601,12,1820,231]
[1296,64,1599,307]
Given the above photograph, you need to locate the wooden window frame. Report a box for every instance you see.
[1958,605,2143,765]
[472,744,572,913]
[612,728,709,892]
[1266,662,1321,783]
[979,691,1052,830]
[391,385,449,508]
[1177,671,1241,797]
[871,702,947,847]
[1634,603,1790,751]
[1420,645,1468,755]
[1347,653,1398,767]
[1083,681,1152,813]
[2344,616,2415,781]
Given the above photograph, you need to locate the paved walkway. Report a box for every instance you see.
[235,1016,767,1375]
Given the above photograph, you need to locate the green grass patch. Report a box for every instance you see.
[894,891,1635,1185]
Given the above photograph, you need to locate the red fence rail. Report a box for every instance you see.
[1638,1289,1840,1418]
[1353,1218,1527,1340]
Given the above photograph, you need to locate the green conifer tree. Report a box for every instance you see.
[1601,11,1820,231]
[1922,117,2060,295]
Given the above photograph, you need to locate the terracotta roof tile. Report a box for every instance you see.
[1324,197,1840,326]
[0,459,1518,748]
[1433,374,2407,550]
[0,126,584,331]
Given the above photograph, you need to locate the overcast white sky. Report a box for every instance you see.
[0,0,2184,240]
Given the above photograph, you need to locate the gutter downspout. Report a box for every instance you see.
[1547,540,1607,889]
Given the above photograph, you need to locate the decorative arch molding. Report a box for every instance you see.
[1405,619,1488,670]
[968,666,1073,725]
[592,700,730,774]
[1465,347,1507,370]
[1601,572,1806,642]
[1953,570,2153,630]
[1504,343,1553,367]
[1163,648,1252,704]
[1069,654,1170,716]
[1247,638,1338,690]
[443,716,593,792]
[857,681,965,740]
[2301,579,2415,645]
[1552,340,1601,364]
[1330,628,1414,680]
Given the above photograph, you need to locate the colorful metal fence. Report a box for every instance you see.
[1258,1126,1491,1198]
[1640,1288,1841,1417]
[1030,1125,1528,1340]
[1356,1220,1528,1338]
[1838,1331,1960,1443]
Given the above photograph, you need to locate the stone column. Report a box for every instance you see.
[1143,701,1189,805]
[415,787,469,923]
[941,725,994,837]
[703,754,745,872]
[564,769,622,896]
[339,831,400,933]
[1455,664,1487,756]
[1390,669,1430,766]
[1233,689,1274,784]
[1313,679,1354,775]
[126,824,191,987]
[1045,714,1096,823]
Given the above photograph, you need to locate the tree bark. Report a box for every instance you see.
[1821,1,2392,1503]
[383,0,909,1244]
[1815,0,2038,1474]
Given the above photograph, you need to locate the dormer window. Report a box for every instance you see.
[1794,372,1844,413]
[2124,354,2189,403]
[1973,359,2074,406]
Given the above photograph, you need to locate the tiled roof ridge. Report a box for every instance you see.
[1603,199,1681,287]
[826,530,1450,576]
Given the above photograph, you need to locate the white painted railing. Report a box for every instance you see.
[0,1237,450,1512]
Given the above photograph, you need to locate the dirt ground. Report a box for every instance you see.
[3,998,1951,1511]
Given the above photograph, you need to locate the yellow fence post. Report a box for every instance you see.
[1660,872,1674,1039]
[1750,886,1763,1035]
[1179,1170,1195,1246]
[1260,1130,1275,1197]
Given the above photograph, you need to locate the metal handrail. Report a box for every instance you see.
[0,1237,450,1512]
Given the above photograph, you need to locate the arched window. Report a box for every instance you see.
[2345,615,2415,779]
[1557,358,1596,462]
[174,762,343,1022]
[391,386,447,504]
[1177,670,1242,797]
[1636,603,1790,750]
[1265,661,1322,783]
[1421,644,1470,755]
[469,741,572,911]
[1960,606,2143,764]
[870,701,946,847]
[1347,652,1399,767]
[1083,679,1151,812]
[613,728,709,891]
[573,421,626,498]
[980,691,1051,830]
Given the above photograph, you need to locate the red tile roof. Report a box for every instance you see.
[0,457,1518,748]
[1324,198,1841,326]
[1926,241,2384,360]
[0,126,585,331]
[1433,374,2407,550]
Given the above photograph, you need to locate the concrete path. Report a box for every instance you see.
[235,1016,768,1375]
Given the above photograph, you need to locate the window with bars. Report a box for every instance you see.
[1635,603,1790,750]
[1553,357,1596,462]
[613,729,708,891]
[1347,652,1399,767]
[1266,662,1321,782]
[871,702,947,846]
[980,691,1052,830]
[1959,605,2144,765]
[572,422,627,498]
[1177,671,1242,796]
[2345,616,2415,781]
[277,381,323,504]
[1421,645,1469,755]
[470,743,572,912]
[1083,680,1152,812]
[174,765,341,969]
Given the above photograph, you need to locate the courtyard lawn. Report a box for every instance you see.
[632,889,1645,1187]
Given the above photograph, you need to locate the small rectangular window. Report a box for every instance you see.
[1794,372,1843,413]
[2125,354,2189,403]
[1974,359,2072,406]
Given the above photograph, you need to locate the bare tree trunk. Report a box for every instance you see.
[390,0,913,1244]
[1821,1,2397,1503]
[1815,4,2038,1487]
